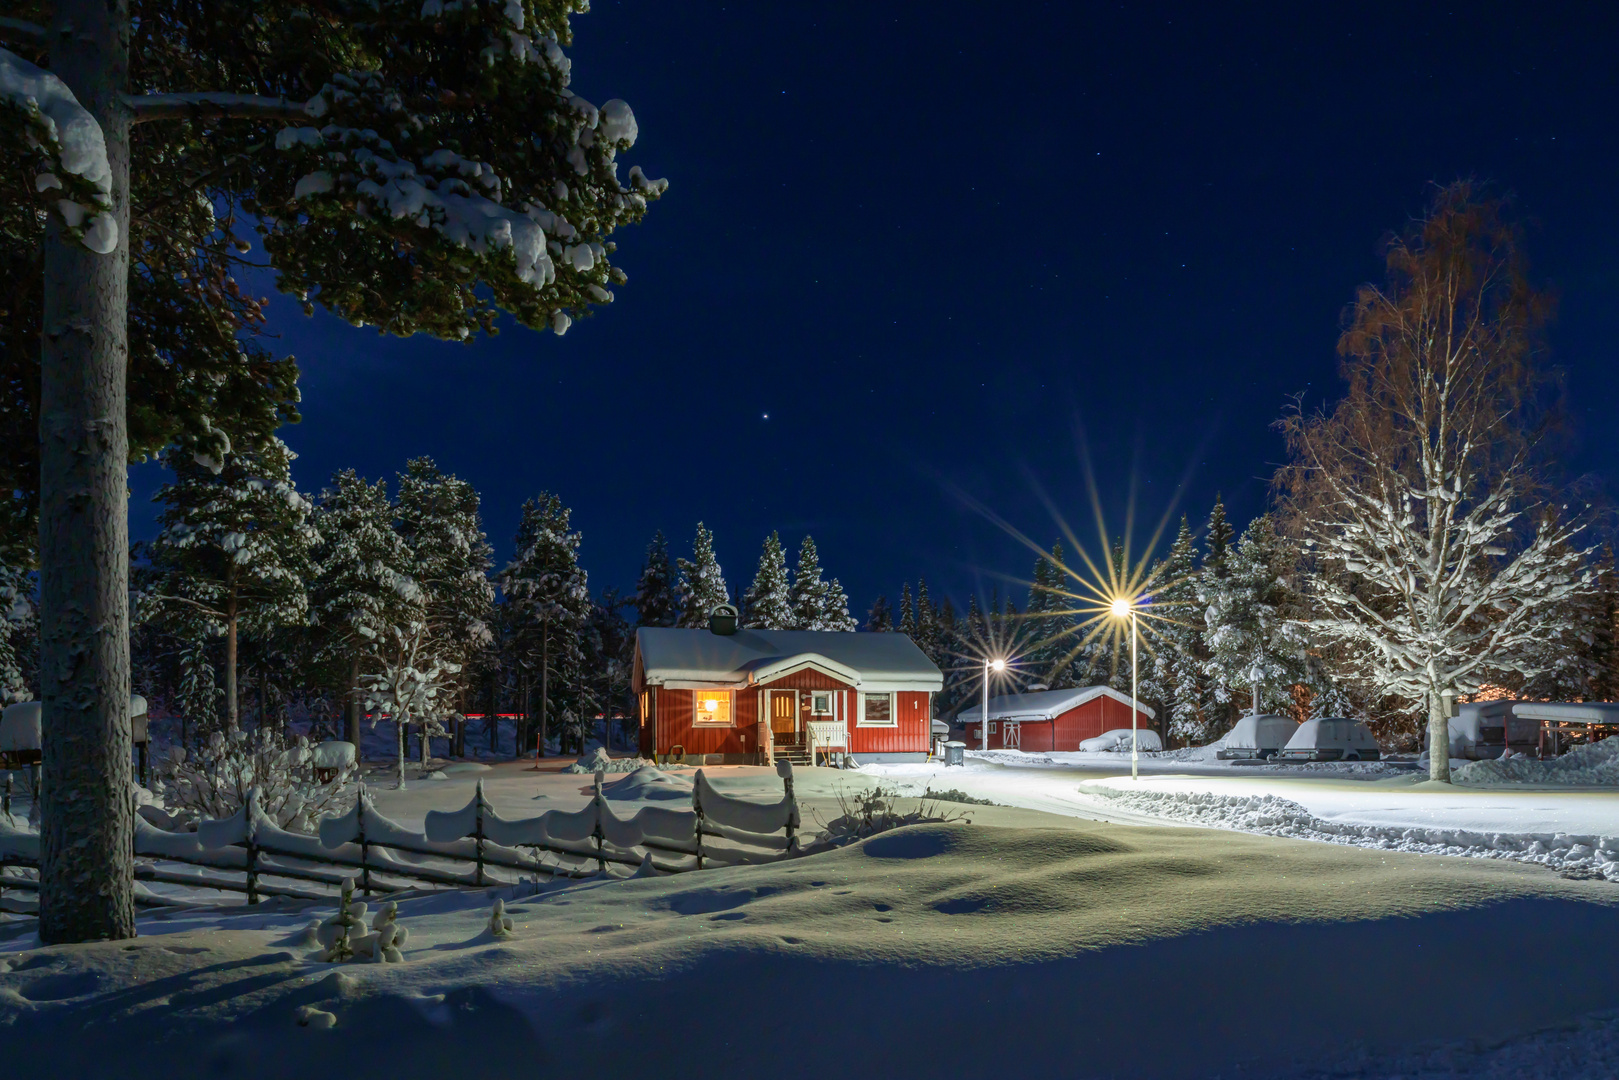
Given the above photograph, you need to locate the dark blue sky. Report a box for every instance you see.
[133,1,1619,618]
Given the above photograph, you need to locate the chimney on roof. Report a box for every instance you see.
[708,603,739,636]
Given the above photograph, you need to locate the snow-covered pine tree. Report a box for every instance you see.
[898,584,917,639]
[741,532,794,630]
[395,457,495,748]
[788,536,856,630]
[1278,184,1589,781]
[309,470,421,749]
[1201,515,1307,723]
[676,523,727,628]
[633,530,680,628]
[4,0,664,943]
[146,436,318,730]
[1149,517,1212,744]
[1203,497,1234,583]
[867,595,894,632]
[500,494,590,756]
[0,561,35,704]
[1024,543,1072,690]
[363,620,461,789]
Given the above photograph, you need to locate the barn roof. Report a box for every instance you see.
[634,627,943,691]
[956,685,1156,723]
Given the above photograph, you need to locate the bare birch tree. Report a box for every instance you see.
[1277,183,1589,782]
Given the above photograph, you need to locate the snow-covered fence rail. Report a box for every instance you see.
[0,762,801,908]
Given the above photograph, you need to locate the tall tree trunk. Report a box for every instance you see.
[347,655,362,748]
[224,590,239,729]
[1427,690,1451,783]
[538,626,550,758]
[396,707,406,789]
[38,0,135,944]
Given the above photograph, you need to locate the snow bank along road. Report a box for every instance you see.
[2,798,1618,1080]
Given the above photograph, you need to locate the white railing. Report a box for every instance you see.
[806,721,849,766]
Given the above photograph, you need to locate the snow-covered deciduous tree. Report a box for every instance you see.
[309,470,420,748]
[1278,184,1590,782]
[676,523,727,628]
[1201,515,1307,721]
[4,0,663,943]
[501,493,589,756]
[364,620,462,789]
[789,536,856,631]
[741,532,794,630]
[153,728,355,832]
[146,436,318,730]
[633,530,679,628]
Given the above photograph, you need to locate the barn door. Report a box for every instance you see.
[770,691,799,739]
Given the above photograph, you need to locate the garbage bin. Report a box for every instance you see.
[943,740,966,767]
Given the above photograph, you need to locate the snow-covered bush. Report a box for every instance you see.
[563,746,654,774]
[154,728,356,833]
[815,784,972,844]
[487,898,514,938]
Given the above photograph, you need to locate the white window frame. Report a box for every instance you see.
[810,691,835,716]
[691,690,734,727]
[858,691,896,728]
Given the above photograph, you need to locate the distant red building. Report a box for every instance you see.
[956,687,1155,751]
[631,618,944,765]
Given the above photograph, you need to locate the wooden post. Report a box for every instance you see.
[592,769,606,875]
[244,787,260,906]
[474,779,487,887]
[779,760,796,853]
[357,785,372,898]
[692,771,704,872]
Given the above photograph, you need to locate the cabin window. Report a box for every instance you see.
[860,692,894,727]
[811,692,834,715]
[693,691,732,726]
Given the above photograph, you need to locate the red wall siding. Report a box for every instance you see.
[656,688,754,756]
[848,690,930,754]
[966,695,1152,751]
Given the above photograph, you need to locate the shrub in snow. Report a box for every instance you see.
[358,900,409,963]
[487,898,514,938]
[316,879,367,962]
[155,728,356,833]
[563,746,653,774]
[815,783,971,844]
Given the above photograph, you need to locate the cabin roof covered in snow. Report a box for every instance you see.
[956,685,1155,723]
[634,628,943,691]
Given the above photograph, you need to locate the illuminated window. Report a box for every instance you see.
[811,692,834,715]
[861,692,894,727]
[693,690,732,726]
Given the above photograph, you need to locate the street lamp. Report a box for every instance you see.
[982,657,1006,752]
[1110,596,1140,780]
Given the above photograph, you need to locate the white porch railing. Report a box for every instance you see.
[806,721,849,767]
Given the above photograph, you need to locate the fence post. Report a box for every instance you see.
[592,769,607,875]
[357,785,372,898]
[245,787,261,905]
[692,770,704,872]
[474,779,487,887]
[778,759,797,854]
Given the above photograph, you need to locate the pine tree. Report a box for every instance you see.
[8,0,666,943]
[787,535,856,630]
[309,470,421,749]
[741,532,794,630]
[1201,515,1307,722]
[1025,542,1072,690]
[867,595,894,632]
[0,561,35,705]
[396,458,495,697]
[633,530,679,628]
[146,437,318,730]
[898,584,917,639]
[176,633,223,744]
[501,494,590,757]
[676,523,728,628]
[1204,496,1234,582]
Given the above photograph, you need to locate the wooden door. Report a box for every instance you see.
[770,691,798,737]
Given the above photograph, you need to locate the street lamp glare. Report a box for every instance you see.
[1110,597,1132,618]
[990,658,1006,672]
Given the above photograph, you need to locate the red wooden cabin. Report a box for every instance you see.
[956,687,1155,751]
[631,619,943,765]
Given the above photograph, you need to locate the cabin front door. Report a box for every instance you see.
[769,690,800,746]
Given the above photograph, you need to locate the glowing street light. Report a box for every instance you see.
[1111,595,1141,780]
[982,656,1007,751]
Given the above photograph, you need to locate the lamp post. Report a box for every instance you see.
[1111,597,1140,781]
[982,657,1005,751]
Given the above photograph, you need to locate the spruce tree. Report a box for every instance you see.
[309,470,420,749]
[0,561,35,704]
[633,530,679,628]
[741,532,794,630]
[676,523,728,628]
[1025,542,1071,690]
[1149,517,1212,743]
[1204,496,1234,582]
[787,535,854,630]
[500,494,589,756]
[146,436,318,730]
[898,583,917,638]
[867,595,894,632]
[1201,515,1306,721]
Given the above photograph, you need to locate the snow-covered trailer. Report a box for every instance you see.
[956,687,1155,752]
[632,614,943,765]
[1277,717,1381,762]
[1079,727,1164,753]
[1214,714,1299,760]
[1447,700,1539,760]
[1511,702,1619,757]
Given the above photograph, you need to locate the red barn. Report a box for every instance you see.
[631,619,944,765]
[956,687,1155,751]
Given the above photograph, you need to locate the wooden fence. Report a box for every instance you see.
[0,761,800,910]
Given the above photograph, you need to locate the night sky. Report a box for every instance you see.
[131,1,1619,617]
